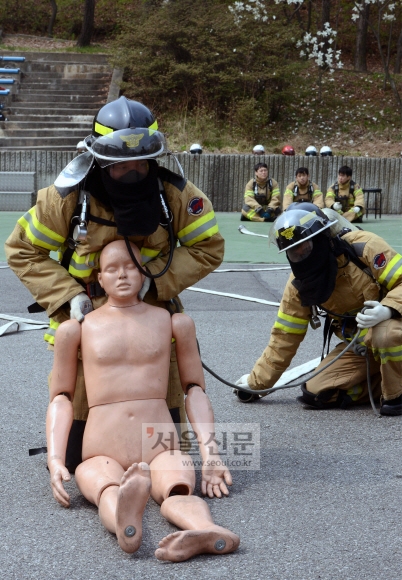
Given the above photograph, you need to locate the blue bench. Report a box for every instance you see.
[0,68,20,74]
[0,79,15,84]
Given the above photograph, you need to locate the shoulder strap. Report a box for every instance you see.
[349,180,355,194]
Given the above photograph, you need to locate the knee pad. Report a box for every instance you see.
[299,384,340,409]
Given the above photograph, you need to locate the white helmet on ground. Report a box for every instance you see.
[253,144,265,154]
[190,143,202,154]
[305,146,317,156]
[320,145,332,156]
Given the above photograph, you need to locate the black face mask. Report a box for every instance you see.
[289,234,338,307]
[99,160,162,237]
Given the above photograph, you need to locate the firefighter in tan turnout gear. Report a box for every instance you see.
[325,165,364,223]
[283,167,324,211]
[241,162,281,222]
[236,203,402,416]
[5,97,224,470]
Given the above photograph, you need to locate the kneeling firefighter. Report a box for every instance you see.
[5,96,224,469]
[236,202,402,415]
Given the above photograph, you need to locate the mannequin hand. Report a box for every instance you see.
[352,206,360,214]
[69,292,93,322]
[49,459,71,507]
[235,374,250,388]
[138,276,151,301]
[355,300,392,329]
[201,463,232,498]
[333,202,342,211]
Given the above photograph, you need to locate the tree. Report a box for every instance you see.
[48,0,58,37]
[354,2,370,72]
[77,0,95,47]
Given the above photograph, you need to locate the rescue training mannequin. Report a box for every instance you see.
[283,167,324,211]
[325,165,364,223]
[47,240,240,561]
[240,162,281,222]
[236,203,402,415]
[6,97,224,472]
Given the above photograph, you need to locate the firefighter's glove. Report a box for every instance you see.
[138,276,151,301]
[235,374,251,388]
[333,202,343,211]
[260,210,272,220]
[355,300,392,329]
[69,292,93,322]
[352,206,360,214]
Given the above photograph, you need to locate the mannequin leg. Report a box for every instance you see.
[155,495,240,562]
[75,457,151,553]
[149,450,239,562]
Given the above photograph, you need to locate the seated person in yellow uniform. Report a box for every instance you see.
[241,162,281,222]
[325,165,364,223]
[283,167,324,211]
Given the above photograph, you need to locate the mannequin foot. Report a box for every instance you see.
[116,462,151,553]
[155,525,240,562]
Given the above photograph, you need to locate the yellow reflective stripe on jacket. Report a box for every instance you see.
[326,191,335,199]
[178,211,219,247]
[355,328,368,346]
[312,190,322,199]
[271,188,280,197]
[378,254,402,290]
[18,208,65,251]
[141,247,161,264]
[273,311,309,334]
[68,251,98,278]
[374,345,402,364]
[44,318,60,345]
[245,190,255,198]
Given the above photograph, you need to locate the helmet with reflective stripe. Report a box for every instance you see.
[269,202,336,253]
[320,145,332,156]
[305,145,317,156]
[84,96,166,166]
[282,144,295,156]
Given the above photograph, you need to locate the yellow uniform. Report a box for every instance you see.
[241,177,281,222]
[5,166,224,422]
[283,181,324,211]
[248,230,402,405]
[325,180,364,222]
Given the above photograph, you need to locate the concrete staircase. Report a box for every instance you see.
[0,52,113,150]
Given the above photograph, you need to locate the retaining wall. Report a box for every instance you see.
[0,151,401,213]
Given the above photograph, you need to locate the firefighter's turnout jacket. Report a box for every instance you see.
[248,230,402,402]
[325,179,365,222]
[5,166,224,420]
[283,181,324,211]
[242,177,281,222]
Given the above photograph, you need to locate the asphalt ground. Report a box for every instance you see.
[0,211,401,579]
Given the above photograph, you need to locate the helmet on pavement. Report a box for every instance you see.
[305,145,317,156]
[282,145,295,156]
[84,96,166,167]
[190,143,202,154]
[320,145,332,157]
[253,144,265,154]
[269,202,336,255]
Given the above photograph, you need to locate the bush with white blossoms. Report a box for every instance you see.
[296,23,343,72]
[352,0,398,24]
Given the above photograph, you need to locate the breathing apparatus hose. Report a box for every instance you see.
[201,328,380,416]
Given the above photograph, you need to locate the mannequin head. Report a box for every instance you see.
[98,240,145,301]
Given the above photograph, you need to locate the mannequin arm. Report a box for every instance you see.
[46,319,81,507]
[185,386,232,498]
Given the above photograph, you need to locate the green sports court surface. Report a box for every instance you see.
[0,211,401,263]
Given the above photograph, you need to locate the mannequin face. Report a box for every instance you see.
[108,160,149,182]
[98,241,145,299]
